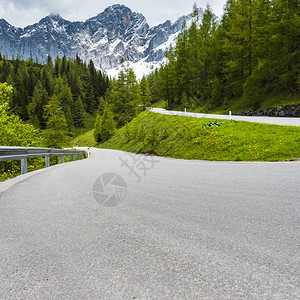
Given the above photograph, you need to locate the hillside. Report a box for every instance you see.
[146,1,299,115]
[96,111,300,162]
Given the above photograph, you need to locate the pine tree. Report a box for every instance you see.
[12,64,30,120]
[94,114,102,143]
[54,56,61,76]
[109,64,141,127]
[72,96,85,128]
[140,76,151,108]
[97,96,106,115]
[174,22,189,100]
[58,84,74,128]
[221,0,256,97]
[84,85,98,113]
[199,4,218,98]
[28,81,49,128]
[43,95,69,148]
[61,56,67,76]
[94,102,116,143]
[47,55,53,70]
[41,68,54,96]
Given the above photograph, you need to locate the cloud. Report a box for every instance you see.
[7,0,36,9]
[0,1,46,27]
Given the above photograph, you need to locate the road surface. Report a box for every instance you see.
[151,108,300,126]
[0,148,299,299]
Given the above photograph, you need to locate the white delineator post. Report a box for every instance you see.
[229,110,232,120]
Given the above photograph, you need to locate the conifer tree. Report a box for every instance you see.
[58,84,74,128]
[47,55,53,70]
[109,64,141,127]
[140,76,151,108]
[94,102,115,143]
[72,96,85,128]
[94,113,102,143]
[28,81,49,128]
[43,95,69,148]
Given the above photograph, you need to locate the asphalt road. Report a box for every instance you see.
[0,148,299,299]
[151,108,300,126]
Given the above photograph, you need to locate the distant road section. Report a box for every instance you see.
[151,108,300,126]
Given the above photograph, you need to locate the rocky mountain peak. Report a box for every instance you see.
[48,12,63,20]
[89,4,147,31]
[0,5,202,78]
[38,13,69,26]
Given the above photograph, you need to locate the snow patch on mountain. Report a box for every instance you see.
[106,59,161,80]
[0,4,203,79]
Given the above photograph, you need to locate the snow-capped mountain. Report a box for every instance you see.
[0,4,203,78]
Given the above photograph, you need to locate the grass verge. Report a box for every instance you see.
[99,111,300,162]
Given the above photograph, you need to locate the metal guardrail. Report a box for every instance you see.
[0,146,85,175]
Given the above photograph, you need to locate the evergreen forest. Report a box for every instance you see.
[0,54,110,145]
[147,0,299,111]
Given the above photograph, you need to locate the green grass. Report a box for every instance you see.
[152,100,167,108]
[70,112,97,138]
[72,129,97,147]
[99,111,300,161]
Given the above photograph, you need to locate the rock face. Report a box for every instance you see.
[0,5,202,74]
[236,103,300,117]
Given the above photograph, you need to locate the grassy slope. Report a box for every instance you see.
[98,111,300,162]
[72,129,97,147]
[70,112,97,139]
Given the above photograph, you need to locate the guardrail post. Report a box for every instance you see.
[21,158,27,174]
[45,156,50,168]
[0,147,85,177]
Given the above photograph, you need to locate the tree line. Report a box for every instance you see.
[147,0,299,110]
[0,53,110,131]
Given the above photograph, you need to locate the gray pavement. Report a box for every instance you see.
[0,148,300,299]
[151,108,300,126]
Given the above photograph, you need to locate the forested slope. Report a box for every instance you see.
[0,54,109,130]
[147,0,299,112]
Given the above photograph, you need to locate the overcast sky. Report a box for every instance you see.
[0,0,227,28]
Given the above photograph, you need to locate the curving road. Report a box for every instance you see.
[151,108,300,126]
[0,148,300,299]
